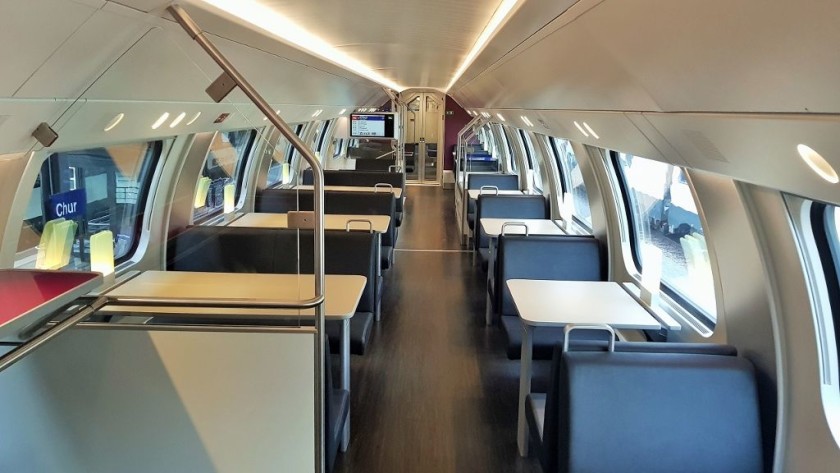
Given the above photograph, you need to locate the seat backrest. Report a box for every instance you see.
[475,195,548,249]
[303,169,405,189]
[546,346,762,473]
[167,226,377,313]
[497,235,603,316]
[255,189,314,213]
[467,173,519,190]
[354,159,395,171]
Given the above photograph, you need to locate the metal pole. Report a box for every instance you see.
[166,5,326,472]
[0,297,107,374]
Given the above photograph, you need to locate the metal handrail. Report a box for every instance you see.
[167,5,328,472]
[0,296,108,374]
[374,183,394,193]
[501,222,530,236]
[480,185,499,195]
[345,219,374,233]
[563,324,616,352]
[373,150,396,160]
[103,294,325,309]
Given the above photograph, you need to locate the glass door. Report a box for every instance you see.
[403,92,443,184]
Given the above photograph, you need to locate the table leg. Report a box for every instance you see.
[341,318,350,451]
[485,238,496,326]
[375,233,382,321]
[517,323,533,457]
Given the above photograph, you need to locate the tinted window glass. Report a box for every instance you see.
[193,129,255,220]
[552,138,592,229]
[17,141,162,269]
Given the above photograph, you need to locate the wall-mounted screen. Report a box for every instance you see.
[350,113,397,139]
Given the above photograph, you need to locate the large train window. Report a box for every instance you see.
[16,141,162,270]
[811,203,840,378]
[612,152,717,321]
[193,129,256,221]
[519,130,542,192]
[550,137,592,230]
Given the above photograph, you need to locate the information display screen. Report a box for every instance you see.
[350,113,396,139]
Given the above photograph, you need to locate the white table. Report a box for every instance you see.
[231,212,391,234]
[507,279,662,456]
[479,218,566,237]
[230,212,389,320]
[294,184,403,199]
[104,270,366,450]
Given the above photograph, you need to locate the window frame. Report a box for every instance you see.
[813,202,840,376]
[549,137,593,231]
[193,129,257,223]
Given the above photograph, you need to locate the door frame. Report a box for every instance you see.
[401,90,444,184]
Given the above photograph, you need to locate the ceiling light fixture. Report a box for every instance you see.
[312,109,323,117]
[797,144,839,183]
[446,0,523,91]
[521,116,534,127]
[151,112,170,130]
[573,121,589,137]
[186,112,202,126]
[169,112,187,128]
[103,113,124,132]
[197,0,404,91]
[496,113,506,122]
[582,122,599,139]
[339,109,347,115]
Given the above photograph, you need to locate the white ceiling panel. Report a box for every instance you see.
[0,0,96,96]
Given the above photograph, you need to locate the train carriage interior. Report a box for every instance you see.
[1,0,840,472]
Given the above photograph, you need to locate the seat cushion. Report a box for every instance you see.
[326,312,375,356]
[467,212,475,230]
[396,211,403,226]
[478,248,490,272]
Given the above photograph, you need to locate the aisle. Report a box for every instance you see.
[335,186,540,473]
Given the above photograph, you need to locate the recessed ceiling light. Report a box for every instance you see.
[573,121,589,137]
[169,112,187,128]
[197,0,404,91]
[186,112,202,126]
[339,109,347,115]
[582,122,600,139]
[312,109,323,117]
[446,0,523,91]
[103,113,124,132]
[797,144,839,183]
[521,116,534,127]
[496,113,506,122]
[151,112,170,130]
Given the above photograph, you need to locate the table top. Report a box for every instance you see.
[103,271,365,320]
[506,280,661,330]
[294,185,403,199]
[0,270,102,340]
[230,213,391,233]
[467,189,525,200]
[480,218,566,237]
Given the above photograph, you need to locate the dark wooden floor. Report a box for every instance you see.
[335,185,541,473]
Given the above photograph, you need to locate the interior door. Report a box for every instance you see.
[403,92,443,183]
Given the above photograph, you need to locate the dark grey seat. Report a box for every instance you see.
[324,338,349,473]
[490,235,604,359]
[526,341,762,473]
[354,158,395,171]
[257,188,397,270]
[302,169,405,226]
[466,174,519,230]
[167,226,378,355]
[474,195,548,271]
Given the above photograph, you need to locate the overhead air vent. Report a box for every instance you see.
[682,129,728,163]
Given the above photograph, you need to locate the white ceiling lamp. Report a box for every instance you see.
[573,121,589,138]
[798,144,839,183]
[169,112,187,128]
[582,122,600,139]
[446,0,523,91]
[186,112,202,126]
[312,109,323,118]
[197,0,404,91]
[151,112,170,130]
[521,116,534,127]
[496,113,506,122]
[103,113,124,132]
[339,109,347,115]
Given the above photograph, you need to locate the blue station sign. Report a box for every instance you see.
[47,188,87,220]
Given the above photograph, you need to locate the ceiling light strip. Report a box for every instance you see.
[197,0,404,91]
[446,0,522,91]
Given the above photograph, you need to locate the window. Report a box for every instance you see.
[267,134,292,188]
[316,120,331,153]
[332,138,345,159]
[551,138,592,229]
[501,127,517,172]
[193,129,256,221]
[520,130,543,192]
[17,141,162,269]
[814,204,840,375]
[613,152,717,321]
